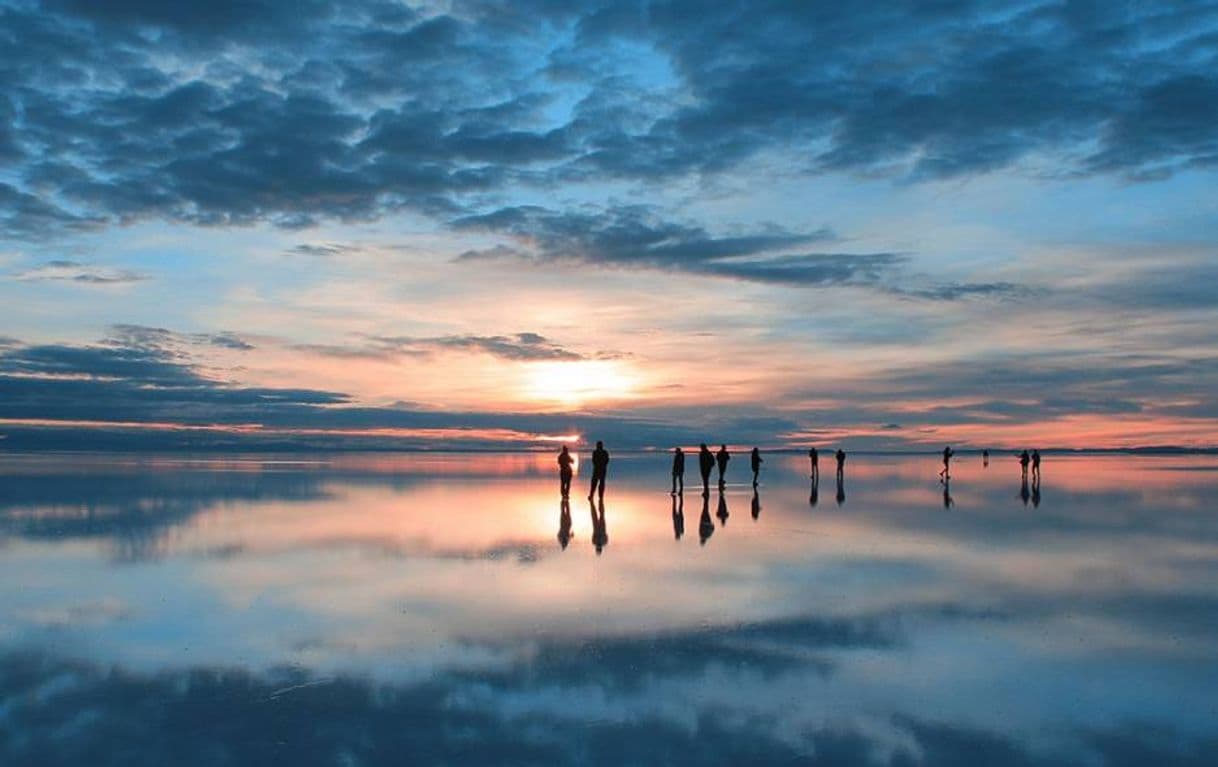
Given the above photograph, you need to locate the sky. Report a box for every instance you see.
[1,0,1217,451]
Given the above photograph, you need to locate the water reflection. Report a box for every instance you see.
[2,452,1218,765]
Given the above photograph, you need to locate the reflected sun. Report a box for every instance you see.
[524,360,638,406]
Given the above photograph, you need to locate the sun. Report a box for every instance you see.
[524,360,638,406]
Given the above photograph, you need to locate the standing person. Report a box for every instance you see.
[1031,449,1041,480]
[808,446,819,479]
[671,446,685,495]
[698,443,715,495]
[940,445,954,480]
[715,444,731,487]
[835,449,846,481]
[587,440,610,500]
[557,445,574,498]
[750,447,763,487]
[1019,449,1030,478]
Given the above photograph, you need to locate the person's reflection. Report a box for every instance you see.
[698,492,714,546]
[836,475,846,506]
[589,497,608,555]
[942,477,954,509]
[557,497,572,549]
[1031,475,1042,508]
[672,493,685,540]
[716,488,730,527]
[809,475,819,507]
[751,487,761,520]
[1020,474,1030,506]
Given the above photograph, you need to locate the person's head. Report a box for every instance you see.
[596,440,603,449]
[721,444,727,450]
[700,443,708,450]
[675,446,682,453]
[561,445,568,453]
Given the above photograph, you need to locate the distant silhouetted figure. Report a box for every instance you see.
[716,444,731,486]
[588,440,609,500]
[671,447,685,495]
[750,447,762,487]
[698,493,714,545]
[1020,474,1030,506]
[751,487,761,520]
[1019,449,1030,479]
[698,443,715,495]
[716,488,730,527]
[557,445,574,498]
[982,449,990,468]
[835,449,846,482]
[557,497,572,549]
[940,445,954,481]
[809,447,819,479]
[836,474,846,506]
[1031,475,1041,508]
[1031,449,1041,480]
[672,493,684,540]
[809,476,819,507]
[590,497,608,555]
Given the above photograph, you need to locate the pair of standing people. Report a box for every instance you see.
[558,442,610,500]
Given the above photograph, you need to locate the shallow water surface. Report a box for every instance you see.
[2,451,1216,764]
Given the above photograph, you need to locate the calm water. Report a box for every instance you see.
[1,451,1216,765]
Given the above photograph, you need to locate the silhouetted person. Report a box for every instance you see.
[716,488,730,527]
[751,487,761,520]
[942,478,954,509]
[1031,475,1041,508]
[750,447,763,487]
[698,492,714,545]
[590,497,608,555]
[1020,474,1030,506]
[557,497,572,549]
[940,445,954,481]
[588,440,609,500]
[835,449,846,481]
[809,475,819,507]
[836,474,846,506]
[671,446,685,495]
[809,447,819,479]
[1031,449,1041,480]
[1019,449,1030,479]
[982,449,990,467]
[716,444,730,486]
[557,445,574,498]
[672,493,684,540]
[697,443,714,495]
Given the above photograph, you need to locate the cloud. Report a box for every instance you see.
[9,259,147,284]
[1,2,1216,238]
[298,331,588,362]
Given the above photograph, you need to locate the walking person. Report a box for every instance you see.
[1019,449,1030,478]
[698,443,715,495]
[835,449,846,481]
[1031,449,1041,480]
[701,445,716,499]
[940,445,954,481]
[716,444,731,487]
[587,440,610,500]
[557,445,574,498]
[808,446,819,479]
[750,447,763,487]
[671,446,685,495]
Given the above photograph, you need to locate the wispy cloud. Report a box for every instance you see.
[10,260,147,285]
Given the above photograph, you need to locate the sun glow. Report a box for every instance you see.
[524,360,639,406]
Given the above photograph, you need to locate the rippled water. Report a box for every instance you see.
[2,451,1216,765]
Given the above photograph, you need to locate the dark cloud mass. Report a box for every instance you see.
[1,1,1217,237]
